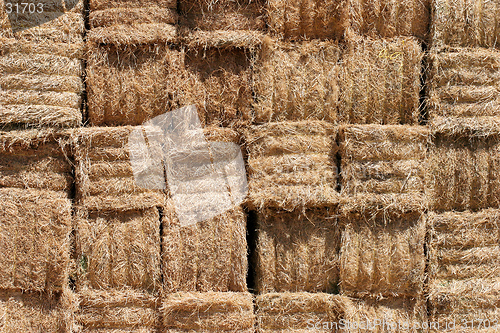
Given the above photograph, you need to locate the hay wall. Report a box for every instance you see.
[255,208,340,294]
[76,289,160,332]
[253,38,340,123]
[340,125,429,201]
[428,210,500,329]
[339,37,422,125]
[339,209,426,299]
[431,0,500,49]
[244,121,338,210]
[0,188,71,292]
[266,0,348,41]
[162,292,255,332]
[427,47,500,120]
[426,133,500,211]
[162,202,247,293]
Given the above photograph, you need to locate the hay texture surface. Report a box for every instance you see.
[253,38,340,123]
[255,208,340,294]
[426,133,500,211]
[339,37,422,124]
[245,121,338,210]
[76,289,159,332]
[428,210,500,330]
[73,127,165,211]
[428,47,500,121]
[349,0,431,40]
[431,0,500,48]
[340,125,429,203]
[163,202,247,293]
[162,292,254,332]
[266,0,348,41]
[0,188,71,292]
[340,209,426,299]
[256,292,349,332]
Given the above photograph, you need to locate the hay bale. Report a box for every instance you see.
[340,125,429,202]
[431,0,500,48]
[244,121,339,210]
[349,0,431,40]
[0,188,71,292]
[427,47,500,121]
[255,208,340,294]
[76,289,159,332]
[0,291,71,332]
[266,0,348,41]
[162,292,254,332]
[339,208,426,299]
[339,37,422,125]
[426,133,500,211]
[162,201,247,292]
[256,292,349,332]
[428,210,500,330]
[73,127,166,211]
[253,38,340,123]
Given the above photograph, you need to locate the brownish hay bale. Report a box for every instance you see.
[428,210,500,331]
[339,209,426,299]
[429,117,500,138]
[162,292,254,332]
[76,289,160,332]
[73,127,166,211]
[75,208,161,293]
[427,47,500,121]
[253,38,340,123]
[340,125,429,200]
[426,133,500,211]
[339,37,422,125]
[0,291,72,332]
[0,188,71,292]
[255,208,340,294]
[349,0,431,40]
[162,201,247,292]
[431,0,500,48]
[244,121,339,210]
[267,0,348,41]
[256,292,349,332]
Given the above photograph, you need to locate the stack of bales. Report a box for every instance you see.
[0,0,84,128]
[0,130,73,330]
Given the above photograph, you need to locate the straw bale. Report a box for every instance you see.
[339,209,426,299]
[0,188,71,292]
[244,121,339,210]
[426,134,500,211]
[428,210,500,330]
[349,0,431,40]
[162,201,247,292]
[255,208,340,294]
[340,125,429,202]
[267,0,348,41]
[76,289,159,331]
[253,38,340,123]
[0,291,71,332]
[73,127,165,211]
[339,37,422,124]
[431,0,500,48]
[427,47,500,121]
[256,292,349,332]
[162,292,254,332]
[429,117,500,138]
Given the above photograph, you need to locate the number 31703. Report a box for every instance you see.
[5,2,44,14]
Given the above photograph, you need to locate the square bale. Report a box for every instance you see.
[339,37,422,125]
[255,208,340,294]
[253,38,340,123]
[244,121,339,210]
[0,188,71,292]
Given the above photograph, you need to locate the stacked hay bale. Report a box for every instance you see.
[0,0,84,128]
